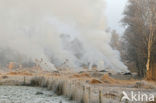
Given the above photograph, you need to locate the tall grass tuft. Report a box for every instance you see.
[28,75,105,103]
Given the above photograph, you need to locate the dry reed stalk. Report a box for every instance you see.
[99,90,102,103]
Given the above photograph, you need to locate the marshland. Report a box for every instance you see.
[0,68,156,103]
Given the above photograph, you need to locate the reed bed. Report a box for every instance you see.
[28,75,109,103]
[1,72,154,103]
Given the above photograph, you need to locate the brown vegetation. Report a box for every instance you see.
[103,93,117,99]
[101,74,116,84]
[0,71,155,103]
[6,71,33,76]
[134,81,156,89]
[89,79,103,84]
[70,73,90,78]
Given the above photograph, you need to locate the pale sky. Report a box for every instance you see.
[105,0,128,34]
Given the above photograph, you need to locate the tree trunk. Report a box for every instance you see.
[146,36,152,80]
[146,21,154,80]
[146,60,151,80]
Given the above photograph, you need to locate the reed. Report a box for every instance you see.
[28,75,104,103]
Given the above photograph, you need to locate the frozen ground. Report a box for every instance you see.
[0,86,74,103]
[0,70,156,103]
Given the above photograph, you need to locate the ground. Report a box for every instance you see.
[0,68,156,103]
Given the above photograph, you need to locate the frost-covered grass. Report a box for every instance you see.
[0,86,74,103]
[0,70,156,103]
[28,75,156,103]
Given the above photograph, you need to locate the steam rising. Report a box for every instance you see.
[0,0,128,72]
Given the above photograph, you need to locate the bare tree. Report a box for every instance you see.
[122,0,156,79]
[144,0,156,79]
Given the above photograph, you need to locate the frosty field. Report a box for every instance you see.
[0,86,73,103]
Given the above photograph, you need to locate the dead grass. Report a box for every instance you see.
[0,70,156,103]
[89,79,103,84]
[30,76,44,86]
[44,73,60,77]
[28,76,91,103]
[7,72,18,75]
[101,74,117,84]
[103,93,117,99]
[6,71,33,76]
[70,73,90,78]
[134,81,156,89]
[100,74,138,86]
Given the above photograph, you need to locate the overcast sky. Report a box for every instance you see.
[105,0,128,34]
